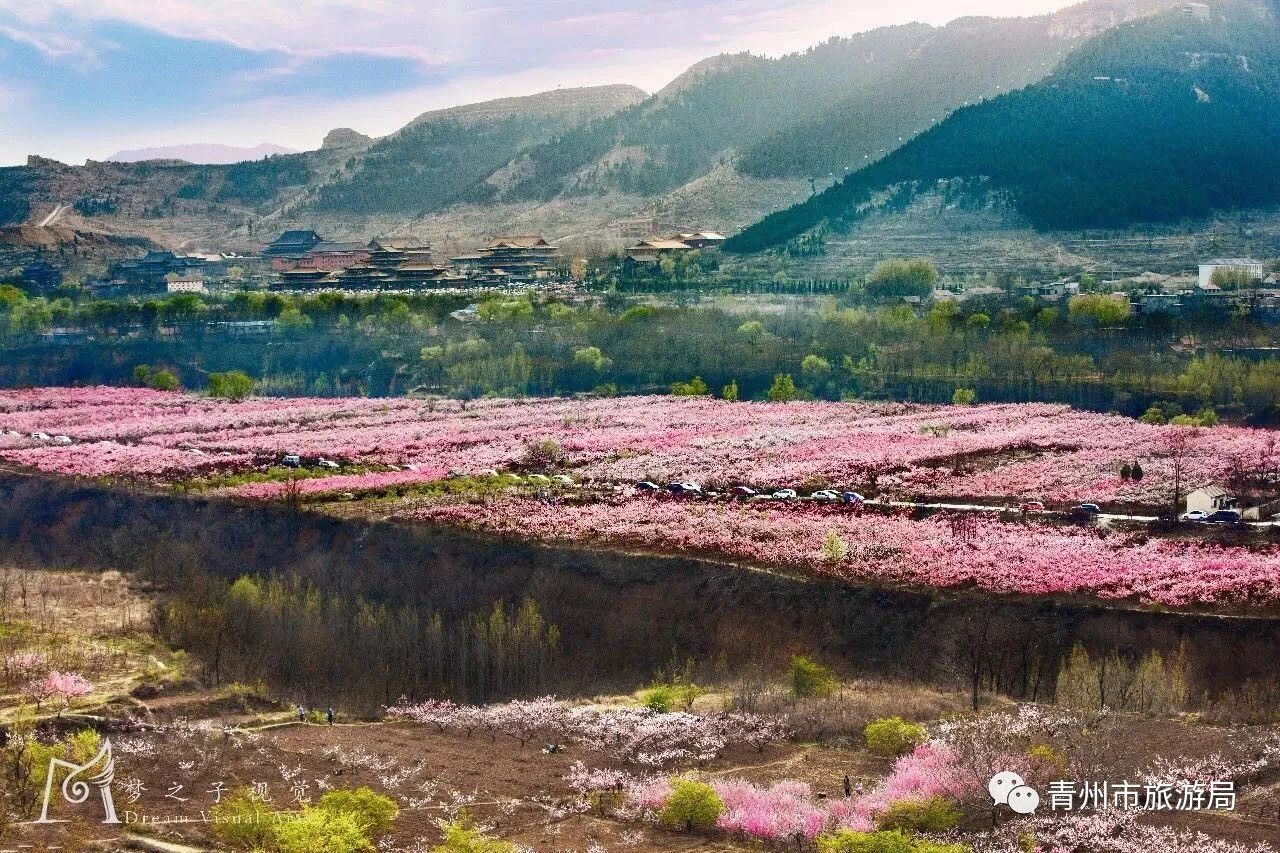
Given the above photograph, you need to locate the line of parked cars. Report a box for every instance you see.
[1178,508,1243,525]
[634,481,867,504]
[20,431,72,445]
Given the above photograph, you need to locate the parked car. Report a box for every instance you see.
[667,482,702,496]
[52,435,72,445]
[634,481,660,492]
[1179,510,1208,522]
[552,474,575,486]
[842,492,866,505]
[1073,503,1102,515]
[1203,509,1242,525]
[30,432,50,441]
[1019,501,1046,513]
[810,490,841,502]
[729,485,757,498]
[281,454,302,467]
[317,459,340,470]
[771,489,798,500]
[527,474,551,484]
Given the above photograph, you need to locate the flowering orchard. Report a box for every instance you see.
[4,387,1279,507]
[405,497,1280,608]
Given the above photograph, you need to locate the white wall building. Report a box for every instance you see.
[1199,259,1265,289]
[166,277,207,294]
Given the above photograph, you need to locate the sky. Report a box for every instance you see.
[0,0,1077,166]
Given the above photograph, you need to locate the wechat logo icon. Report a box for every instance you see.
[989,771,1040,815]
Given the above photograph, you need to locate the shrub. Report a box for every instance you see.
[208,370,255,401]
[273,807,371,853]
[721,380,739,401]
[864,717,927,757]
[874,796,963,833]
[818,828,969,853]
[317,788,399,838]
[790,655,837,698]
[671,376,710,396]
[659,778,724,831]
[432,811,518,852]
[210,788,276,849]
[821,530,849,562]
[951,388,976,406]
[1027,744,1068,776]
[640,684,676,713]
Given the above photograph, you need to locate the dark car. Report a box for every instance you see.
[1203,509,1242,524]
[634,481,660,492]
[667,482,703,496]
[1073,503,1102,515]
[729,485,757,498]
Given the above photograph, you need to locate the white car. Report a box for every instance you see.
[281,454,302,467]
[1179,510,1208,522]
[31,432,51,441]
[527,474,551,484]
[52,435,73,445]
[772,489,798,500]
[810,489,841,502]
[317,459,340,470]
[552,474,575,486]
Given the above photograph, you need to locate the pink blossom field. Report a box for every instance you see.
[402,496,1280,609]
[4,387,1280,609]
[2,386,1277,505]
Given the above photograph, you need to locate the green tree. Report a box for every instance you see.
[573,346,613,372]
[208,371,256,401]
[432,812,517,852]
[1211,266,1257,290]
[1068,293,1130,326]
[721,380,739,401]
[274,808,372,853]
[316,788,399,839]
[671,376,710,396]
[865,259,938,301]
[875,797,963,833]
[801,354,832,389]
[790,654,836,698]
[660,778,724,832]
[209,788,276,849]
[818,828,969,853]
[951,388,976,406]
[148,369,179,391]
[864,717,927,757]
[767,373,799,402]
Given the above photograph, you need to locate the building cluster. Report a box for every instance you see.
[625,231,727,265]
[97,250,256,297]
[265,230,561,291]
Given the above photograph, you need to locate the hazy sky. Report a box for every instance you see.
[0,0,1077,165]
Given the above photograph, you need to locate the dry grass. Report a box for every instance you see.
[0,566,177,720]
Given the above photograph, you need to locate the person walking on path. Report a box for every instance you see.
[843,774,852,798]
[297,705,306,723]
[326,707,335,726]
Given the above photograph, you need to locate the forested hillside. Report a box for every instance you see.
[468,1,1162,205]
[727,1,1280,252]
[309,85,645,215]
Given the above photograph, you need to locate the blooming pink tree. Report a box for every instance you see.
[26,671,93,714]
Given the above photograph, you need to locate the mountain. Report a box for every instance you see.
[307,85,647,215]
[726,0,1280,253]
[441,0,1168,207]
[105,143,299,164]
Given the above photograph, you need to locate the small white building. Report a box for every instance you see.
[1185,484,1238,515]
[167,277,207,294]
[1199,259,1264,289]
